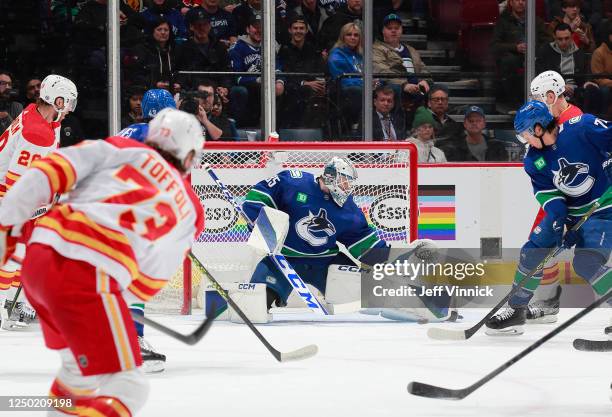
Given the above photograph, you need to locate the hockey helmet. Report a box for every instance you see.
[146,108,204,167]
[514,100,554,144]
[142,88,176,119]
[530,71,565,103]
[40,74,78,114]
[322,156,358,207]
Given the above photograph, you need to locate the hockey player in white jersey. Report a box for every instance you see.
[0,108,204,416]
[0,74,77,329]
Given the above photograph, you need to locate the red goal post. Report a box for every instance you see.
[149,141,419,315]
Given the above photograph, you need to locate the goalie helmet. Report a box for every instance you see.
[514,100,554,144]
[530,71,565,104]
[322,156,357,207]
[142,88,176,119]
[40,74,78,114]
[146,108,204,165]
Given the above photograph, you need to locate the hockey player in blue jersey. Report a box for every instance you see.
[117,88,176,373]
[241,156,453,322]
[486,100,612,335]
[117,88,176,142]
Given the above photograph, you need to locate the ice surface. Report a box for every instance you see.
[0,308,610,417]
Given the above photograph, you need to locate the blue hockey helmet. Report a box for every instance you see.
[514,100,554,144]
[142,89,176,119]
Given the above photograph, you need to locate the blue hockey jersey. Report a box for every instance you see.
[242,170,387,264]
[117,123,148,142]
[524,114,612,221]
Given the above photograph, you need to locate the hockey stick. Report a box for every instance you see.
[203,164,328,315]
[409,289,612,400]
[573,338,612,352]
[130,309,214,346]
[428,201,600,341]
[188,251,318,362]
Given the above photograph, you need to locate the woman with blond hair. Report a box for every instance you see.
[328,22,364,136]
[406,106,447,163]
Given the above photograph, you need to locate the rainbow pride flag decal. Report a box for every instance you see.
[418,185,455,240]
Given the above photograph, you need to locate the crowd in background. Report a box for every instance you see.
[0,0,610,162]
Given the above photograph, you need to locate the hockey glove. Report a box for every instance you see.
[0,225,17,267]
[561,227,580,249]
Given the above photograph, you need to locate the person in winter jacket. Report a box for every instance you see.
[140,0,188,42]
[406,106,446,163]
[317,0,362,52]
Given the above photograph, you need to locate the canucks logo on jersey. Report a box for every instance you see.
[552,158,595,197]
[295,209,337,246]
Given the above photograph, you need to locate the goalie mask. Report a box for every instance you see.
[40,74,78,119]
[322,157,357,207]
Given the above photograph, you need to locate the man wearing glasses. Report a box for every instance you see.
[0,71,23,134]
[427,84,462,145]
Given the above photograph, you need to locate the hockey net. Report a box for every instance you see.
[148,141,418,314]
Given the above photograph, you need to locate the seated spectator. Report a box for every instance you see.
[179,0,203,15]
[328,22,363,135]
[193,79,224,140]
[176,8,232,89]
[233,0,289,44]
[372,85,406,141]
[549,0,603,38]
[438,106,508,162]
[141,0,188,42]
[406,106,446,163]
[318,0,344,16]
[318,0,362,52]
[278,14,327,128]
[121,85,146,128]
[293,0,330,48]
[427,84,463,143]
[591,21,612,118]
[21,76,41,106]
[373,13,430,112]
[130,17,179,90]
[0,70,23,133]
[210,93,239,140]
[549,0,596,52]
[491,0,549,110]
[188,0,238,48]
[229,14,285,127]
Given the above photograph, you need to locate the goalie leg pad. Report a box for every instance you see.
[324,263,361,305]
[227,282,270,323]
[250,257,292,306]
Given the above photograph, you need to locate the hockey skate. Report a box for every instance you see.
[1,300,36,330]
[526,286,561,324]
[138,336,166,373]
[485,306,526,336]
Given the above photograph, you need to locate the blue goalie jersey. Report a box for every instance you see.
[242,170,387,264]
[524,114,612,221]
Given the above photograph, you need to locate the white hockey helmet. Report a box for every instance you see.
[40,74,78,114]
[530,70,565,103]
[322,156,358,207]
[146,108,204,167]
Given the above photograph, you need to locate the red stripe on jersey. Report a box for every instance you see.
[557,104,583,125]
[31,153,76,195]
[79,396,132,417]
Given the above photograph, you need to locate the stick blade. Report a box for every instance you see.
[427,327,468,341]
[573,338,612,352]
[407,381,466,400]
[279,344,318,362]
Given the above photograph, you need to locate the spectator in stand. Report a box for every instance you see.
[491,0,549,110]
[328,22,363,136]
[319,0,345,16]
[549,0,603,38]
[293,0,329,48]
[406,106,446,163]
[210,93,239,140]
[372,85,406,141]
[176,7,232,91]
[278,13,327,128]
[21,76,42,106]
[229,14,285,127]
[318,0,362,52]
[189,0,238,48]
[438,105,507,162]
[0,71,23,133]
[591,21,612,118]
[426,84,462,144]
[140,0,188,42]
[233,0,290,45]
[121,85,146,128]
[549,0,596,52]
[536,22,599,113]
[373,13,430,116]
[193,79,224,140]
[179,0,203,15]
[130,17,179,91]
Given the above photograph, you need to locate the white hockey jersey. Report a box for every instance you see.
[0,137,204,302]
[0,103,60,199]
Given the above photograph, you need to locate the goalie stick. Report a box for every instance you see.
[188,251,318,362]
[427,201,600,341]
[203,164,328,315]
[408,289,612,400]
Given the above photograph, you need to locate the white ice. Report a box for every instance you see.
[0,308,610,417]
